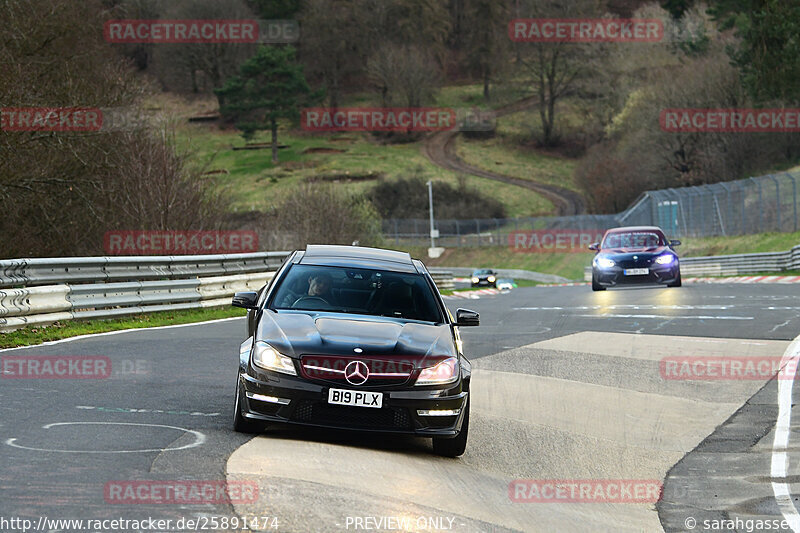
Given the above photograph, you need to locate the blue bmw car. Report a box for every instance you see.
[589,226,681,291]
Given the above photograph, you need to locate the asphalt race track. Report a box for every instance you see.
[3,283,800,532]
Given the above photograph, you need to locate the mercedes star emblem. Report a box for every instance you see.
[344,360,369,385]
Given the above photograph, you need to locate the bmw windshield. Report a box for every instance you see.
[602,232,665,249]
[270,264,444,323]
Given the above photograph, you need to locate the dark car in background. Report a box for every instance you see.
[589,226,681,291]
[471,268,497,287]
[231,245,479,457]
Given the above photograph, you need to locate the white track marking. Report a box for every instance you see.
[573,314,753,320]
[5,421,206,453]
[0,316,244,353]
[772,334,800,532]
[515,305,733,311]
[771,319,794,333]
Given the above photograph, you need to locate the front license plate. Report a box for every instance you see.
[328,388,382,408]
[623,268,649,276]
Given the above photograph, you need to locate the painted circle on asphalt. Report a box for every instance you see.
[4,422,205,453]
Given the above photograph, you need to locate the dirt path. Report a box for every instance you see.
[423,97,586,215]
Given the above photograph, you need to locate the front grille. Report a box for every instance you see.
[300,355,416,387]
[616,259,653,269]
[291,401,411,430]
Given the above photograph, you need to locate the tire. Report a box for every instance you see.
[233,377,263,434]
[432,400,469,458]
[667,271,682,288]
[591,273,606,292]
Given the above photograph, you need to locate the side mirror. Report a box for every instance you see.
[669,239,681,247]
[232,291,259,309]
[588,242,600,251]
[455,308,480,327]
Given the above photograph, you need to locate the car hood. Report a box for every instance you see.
[256,311,456,362]
[600,245,672,258]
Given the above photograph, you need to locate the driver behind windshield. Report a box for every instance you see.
[278,271,334,308]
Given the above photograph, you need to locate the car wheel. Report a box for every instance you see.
[667,271,682,288]
[233,377,263,434]
[591,273,606,292]
[432,400,469,458]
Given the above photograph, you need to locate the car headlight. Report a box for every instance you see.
[416,357,459,386]
[487,275,496,282]
[594,257,615,269]
[252,341,296,375]
[655,254,675,265]
[471,277,479,283]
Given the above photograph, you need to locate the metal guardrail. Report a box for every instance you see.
[0,253,457,332]
[582,245,800,281]
[429,271,455,290]
[0,252,291,289]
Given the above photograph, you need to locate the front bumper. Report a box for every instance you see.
[238,370,469,437]
[472,279,496,287]
[593,264,680,287]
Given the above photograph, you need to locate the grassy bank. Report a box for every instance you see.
[157,93,557,217]
[0,307,246,349]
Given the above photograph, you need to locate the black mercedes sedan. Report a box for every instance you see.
[231,245,479,457]
[589,226,682,291]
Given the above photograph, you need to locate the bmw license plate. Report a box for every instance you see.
[328,388,382,408]
[623,268,649,276]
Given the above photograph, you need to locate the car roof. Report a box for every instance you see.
[297,245,419,273]
[605,226,664,234]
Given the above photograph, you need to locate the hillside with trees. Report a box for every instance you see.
[2,0,799,256]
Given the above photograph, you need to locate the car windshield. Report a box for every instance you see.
[270,264,443,323]
[474,269,493,275]
[602,232,664,249]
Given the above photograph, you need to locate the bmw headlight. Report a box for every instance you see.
[655,254,675,265]
[252,341,296,375]
[594,257,615,269]
[487,275,496,283]
[416,357,459,386]
[471,277,479,283]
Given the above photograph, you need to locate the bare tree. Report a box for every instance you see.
[516,0,603,146]
[150,0,257,94]
[367,44,441,108]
